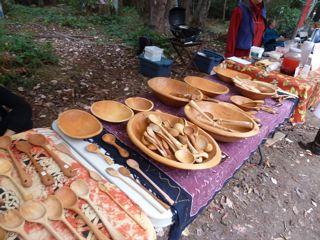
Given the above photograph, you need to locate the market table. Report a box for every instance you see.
[224,59,320,123]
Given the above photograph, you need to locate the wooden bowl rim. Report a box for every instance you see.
[91,100,134,123]
[124,97,154,112]
[127,111,222,170]
[233,80,276,96]
[184,76,229,95]
[57,109,103,139]
[184,101,259,138]
[213,66,252,79]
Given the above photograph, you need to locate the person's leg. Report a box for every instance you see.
[299,129,320,155]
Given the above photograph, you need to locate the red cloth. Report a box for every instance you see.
[225,1,265,57]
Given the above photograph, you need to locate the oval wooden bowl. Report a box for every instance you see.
[184,76,229,97]
[127,111,221,170]
[184,101,259,142]
[91,100,134,123]
[125,97,154,112]
[234,80,276,100]
[229,95,260,111]
[213,66,252,83]
[58,109,103,139]
[148,77,203,107]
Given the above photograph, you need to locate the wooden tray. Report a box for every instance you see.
[57,109,102,139]
[147,77,203,107]
[184,76,229,97]
[0,129,155,240]
[213,66,252,83]
[127,111,221,170]
[233,80,277,100]
[184,101,259,142]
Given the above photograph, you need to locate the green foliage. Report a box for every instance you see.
[0,23,58,86]
[271,7,301,37]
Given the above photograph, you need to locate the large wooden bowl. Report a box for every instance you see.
[57,109,103,139]
[147,77,203,107]
[234,80,276,100]
[184,101,259,142]
[213,66,252,83]
[184,76,229,97]
[125,97,154,112]
[127,111,221,170]
[91,100,134,123]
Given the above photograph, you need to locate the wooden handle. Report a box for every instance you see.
[44,146,76,178]
[43,222,64,240]
[7,176,33,201]
[17,228,32,240]
[62,217,86,240]
[189,100,214,123]
[218,119,254,129]
[97,151,114,165]
[136,169,175,206]
[28,153,54,186]
[73,207,109,240]
[113,143,129,158]
[7,149,32,188]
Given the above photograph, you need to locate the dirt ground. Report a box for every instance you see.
[7,20,320,240]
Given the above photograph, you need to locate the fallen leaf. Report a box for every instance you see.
[271,177,278,185]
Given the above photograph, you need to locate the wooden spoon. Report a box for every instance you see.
[143,132,168,157]
[118,167,170,210]
[20,200,64,240]
[196,135,213,153]
[55,187,108,240]
[0,209,31,240]
[126,159,175,206]
[43,196,86,240]
[86,144,114,165]
[173,123,185,136]
[0,160,33,201]
[175,149,208,164]
[204,111,254,129]
[0,136,32,188]
[106,168,165,213]
[102,134,129,158]
[183,126,199,150]
[149,124,179,152]
[27,134,76,178]
[70,179,125,240]
[15,141,54,186]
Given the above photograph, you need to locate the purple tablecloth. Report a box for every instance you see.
[103,76,295,216]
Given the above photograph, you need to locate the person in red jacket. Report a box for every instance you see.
[225,0,266,58]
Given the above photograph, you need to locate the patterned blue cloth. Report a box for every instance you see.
[0,1,4,18]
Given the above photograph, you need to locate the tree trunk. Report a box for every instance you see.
[222,0,228,21]
[181,0,192,24]
[150,0,171,33]
[191,0,211,27]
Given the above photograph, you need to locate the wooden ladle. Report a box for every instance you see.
[43,195,86,240]
[0,136,32,188]
[102,134,129,158]
[27,134,76,178]
[15,141,54,186]
[0,209,31,240]
[70,179,125,240]
[127,159,175,206]
[0,160,33,201]
[86,143,114,165]
[20,200,64,240]
[55,187,108,240]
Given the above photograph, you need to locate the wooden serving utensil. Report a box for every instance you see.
[196,135,213,153]
[149,124,179,152]
[102,134,129,158]
[175,149,208,164]
[118,167,170,210]
[70,179,125,240]
[20,200,64,240]
[27,134,76,178]
[55,187,108,240]
[15,141,54,186]
[0,160,33,201]
[0,136,32,188]
[43,195,86,240]
[204,111,254,129]
[127,159,175,206]
[105,168,165,213]
[86,143,114,165]
[0,209,31,240]
[143,132,168,158]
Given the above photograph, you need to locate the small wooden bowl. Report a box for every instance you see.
[234,80,276,100]
[124,97,154,112]
[148,77,203,107]
[91,100,134,123]
[184,76,229,97]
[184,101,259,142]
[213,66,252,83]
[58,109,102,139]
[127,111,221,170]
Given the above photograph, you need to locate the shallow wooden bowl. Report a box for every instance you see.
[148,77,203,107]
[125,97,154,112]
[230,95,259,111]
[234,80,276,100]
[91,100,134,123]
[184,76,229,97]
[127,111,221,170]
[213,66,252,83]
[58,109,102,139]
[184,101,259,142]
